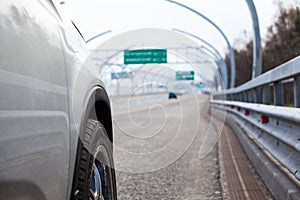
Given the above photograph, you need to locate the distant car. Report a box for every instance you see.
[202,88,211,95]
[169,92,177,99]
[0,1,116,199]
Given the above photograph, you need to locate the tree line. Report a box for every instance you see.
[225,5,300,87]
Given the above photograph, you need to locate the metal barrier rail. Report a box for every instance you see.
[211,56,300,195]
[211,100,300,181]
[213,56,300,108]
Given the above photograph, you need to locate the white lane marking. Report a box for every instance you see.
[225,128,250,199]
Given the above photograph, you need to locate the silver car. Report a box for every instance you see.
[0,0,117,199]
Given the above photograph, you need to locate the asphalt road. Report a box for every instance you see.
[112,93,222,199]
[111,93,171,115]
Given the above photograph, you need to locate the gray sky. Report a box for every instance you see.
[63,0,298,54]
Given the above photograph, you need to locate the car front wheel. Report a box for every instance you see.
[71,119,117,200]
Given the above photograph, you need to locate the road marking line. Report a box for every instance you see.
[224,128,250,199]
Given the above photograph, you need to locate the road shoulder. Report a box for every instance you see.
[206,107,273,200]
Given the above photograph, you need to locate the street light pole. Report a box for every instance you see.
[172,28,228,89]
[164,0,235,88]
[245,0,262,78]
[86,30,112,43]
[200,46,227,89]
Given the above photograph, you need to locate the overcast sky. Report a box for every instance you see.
[63,0,298,54]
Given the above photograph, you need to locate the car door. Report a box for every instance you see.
[0,0,69,199]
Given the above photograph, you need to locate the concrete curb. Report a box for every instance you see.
[226,116,300,200]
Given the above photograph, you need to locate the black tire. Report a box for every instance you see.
[71,119,117,200]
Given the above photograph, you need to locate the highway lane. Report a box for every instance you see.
[112,93,222,199]
[110,93,171,115]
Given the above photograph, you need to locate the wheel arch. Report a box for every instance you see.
[83,86,113,143]
[95,89,113,143]
[70,86,115,199]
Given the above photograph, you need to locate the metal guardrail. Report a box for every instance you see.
[213,56,300,108]
[211,56,300,184]
[211,100,300,181]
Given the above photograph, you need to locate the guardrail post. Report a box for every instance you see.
[249,89,255,103]
[294,75,300,108]
[249,90,252,103]
[243,92,248,102]
[252,89,256,103]
[238,93,242,101]
[262,85,270,105]
[274,81,284,106]
[255,87,262,103]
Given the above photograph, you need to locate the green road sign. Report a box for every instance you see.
[124,49,167,64]
[176,71,195,80]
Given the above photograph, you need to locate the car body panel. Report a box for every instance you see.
[0,0,110,199]
[0,0,70,198]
